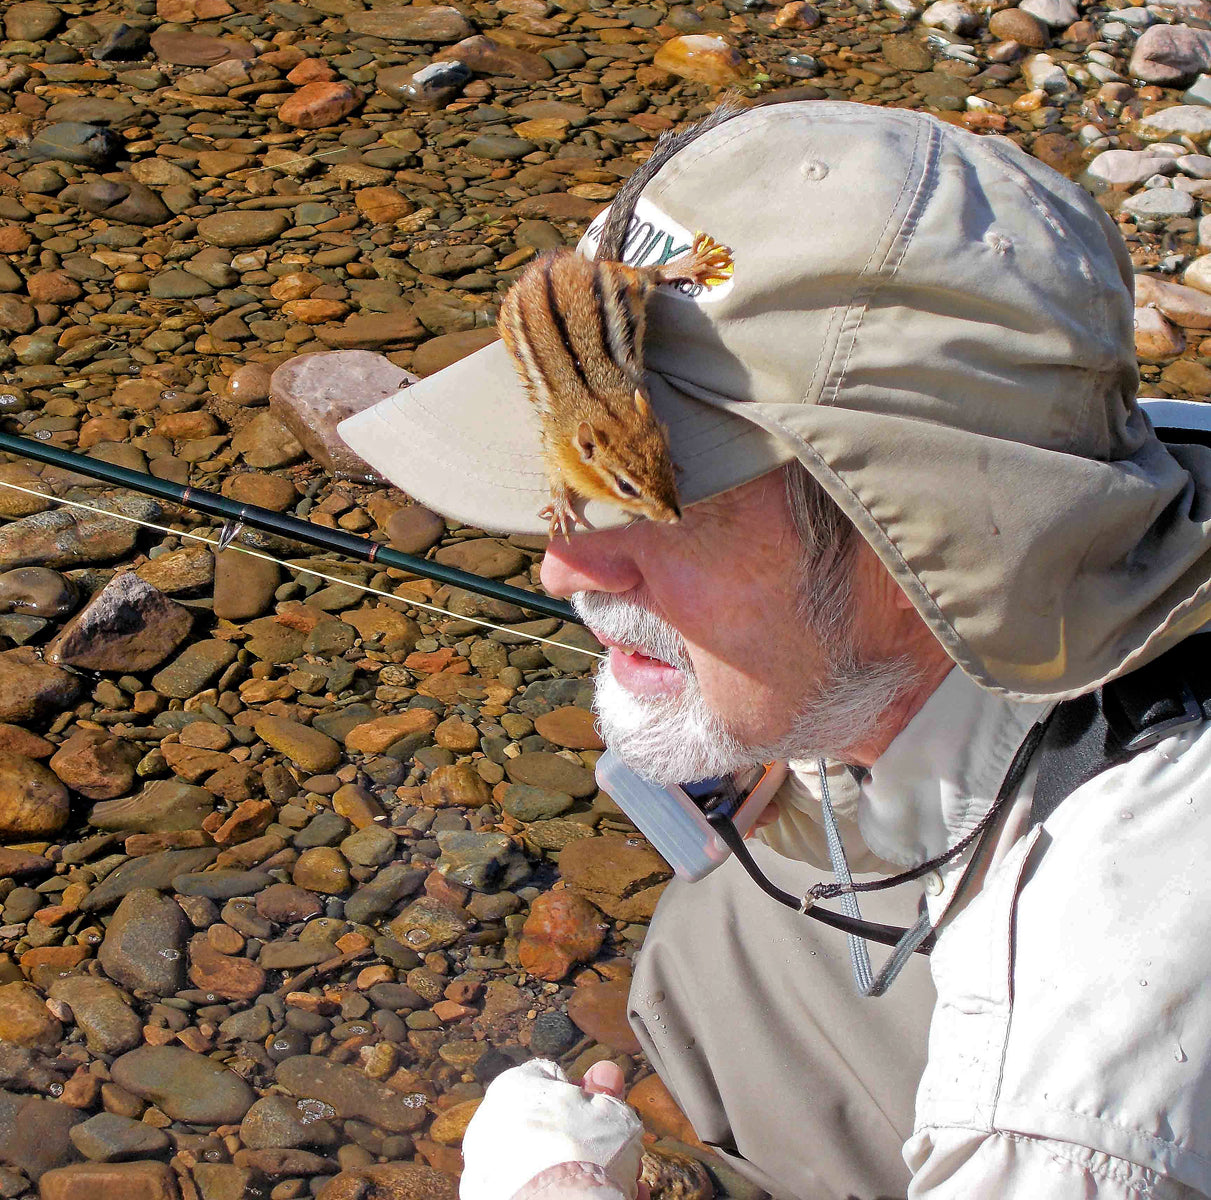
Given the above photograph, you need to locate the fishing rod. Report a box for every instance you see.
[0,431,578,625]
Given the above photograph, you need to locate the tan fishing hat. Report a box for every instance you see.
[340,100,1211,700]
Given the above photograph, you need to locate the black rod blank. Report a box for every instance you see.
[0,431,578,625]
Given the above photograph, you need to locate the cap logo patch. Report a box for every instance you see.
[580,196,734,304]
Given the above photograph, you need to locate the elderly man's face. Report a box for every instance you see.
[540,471,935,782]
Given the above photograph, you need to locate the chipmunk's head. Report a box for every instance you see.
[571,396,682,525]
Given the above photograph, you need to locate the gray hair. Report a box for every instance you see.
[782,459,857,645]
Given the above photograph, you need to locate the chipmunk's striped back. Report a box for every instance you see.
[498,249,649,421]
[495,217,732,535]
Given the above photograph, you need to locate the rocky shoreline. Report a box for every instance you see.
[0,0,1210,1194]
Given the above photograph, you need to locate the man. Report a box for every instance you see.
[340,101,1211,1198]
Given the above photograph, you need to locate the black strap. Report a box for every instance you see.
[1031,633,1211,827]
[706,715,1051,957]
[707,813,926,951]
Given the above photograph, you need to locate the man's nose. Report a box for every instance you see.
[540,531,644,599]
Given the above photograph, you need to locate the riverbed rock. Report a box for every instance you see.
[40,1160,181,1200]
[279,82,364,129]
[213,549,279,621]
[20,122,123,167]
[255,716,341,773]
[68,1112,172,1163]
[316,1163,458,1200]
[188,934,266,1001]
[230,412,307,468]
[1134,105,1211,144]
[90,778,215,833]
[48,976,142,1055]
[518,891,607,980]
[60,180,170,227]
[98,888,190,993]
[0,566,76,618]
[46,572,192,673]
[1136,306,1186,361]
[436,830,529,890]
[83,847,220,912]
[272,351,415,481]
[653,34,752,84]
[0,496,159,573]
[151,639,238,699]
[505,752,597,797]
[111,1046,255,1124]
[559,835,672,922]
[4,2,61,40]
[150,28,254,65]
[567,978,641,1054]
[197,211,290,248]
[436,35,554,80]
[276,1056,430,1132]
[1136,274,1211,328]
[347,6,473,40]
[0,1090,85,1178]
[0,751,70,839]
[1130,24,1211,86]
[0,648,81,723]
[0,981,61,1048]
[50,728,139,800]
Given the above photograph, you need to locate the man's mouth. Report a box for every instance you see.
[594,635,683,699]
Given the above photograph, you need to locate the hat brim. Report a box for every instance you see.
[338,337,794,536]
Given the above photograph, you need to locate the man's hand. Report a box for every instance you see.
[459,1058,645,1200]
[580,1063,651,1200]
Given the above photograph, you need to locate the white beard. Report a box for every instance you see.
[574,590,919,786]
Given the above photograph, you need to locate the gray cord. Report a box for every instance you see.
[817,759,932,997]
[816,760,875,994]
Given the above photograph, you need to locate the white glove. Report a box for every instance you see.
[459,1059,645,1200]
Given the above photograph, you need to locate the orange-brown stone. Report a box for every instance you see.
[627,1073,701,1144]
[355,187,415,224]
[419,764,492,808]
[188,935,267,1002]
[566,979,641,1054]
[533,706,604,750]
[345,708,439,755]
[518,890,607,981]
[278,81,363,129]
[652,35,751,85]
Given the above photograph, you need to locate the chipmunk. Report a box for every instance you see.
[497,100,746,539]
[498,236,733,537]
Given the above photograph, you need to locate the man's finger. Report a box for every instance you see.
[581,1060,626,1098]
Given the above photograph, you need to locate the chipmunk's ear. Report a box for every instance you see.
[632,389,652,419]
[575,421,599,462]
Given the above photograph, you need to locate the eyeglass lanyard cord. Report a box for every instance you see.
[705,717,1051,991]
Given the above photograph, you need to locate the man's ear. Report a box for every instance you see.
[893,588,916,611]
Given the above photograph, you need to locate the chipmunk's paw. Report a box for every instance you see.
[540,487,575,541]
[689,232,735,287]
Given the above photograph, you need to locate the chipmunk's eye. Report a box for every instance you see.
[613,474,639,499]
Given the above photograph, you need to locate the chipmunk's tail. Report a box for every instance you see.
[595,95,749,263]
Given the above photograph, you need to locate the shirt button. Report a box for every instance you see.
[924,871,944,897]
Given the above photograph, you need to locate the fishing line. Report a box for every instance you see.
[0,431,576,622]
[0,479,605,662]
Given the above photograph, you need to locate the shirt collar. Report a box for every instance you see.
[857,667,1049,869]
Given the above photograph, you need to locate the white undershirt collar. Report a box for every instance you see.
[857,667,1049,870]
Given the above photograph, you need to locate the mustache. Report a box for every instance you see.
[571,591,692,672]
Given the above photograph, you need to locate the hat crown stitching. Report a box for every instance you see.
[816,116,941,411]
